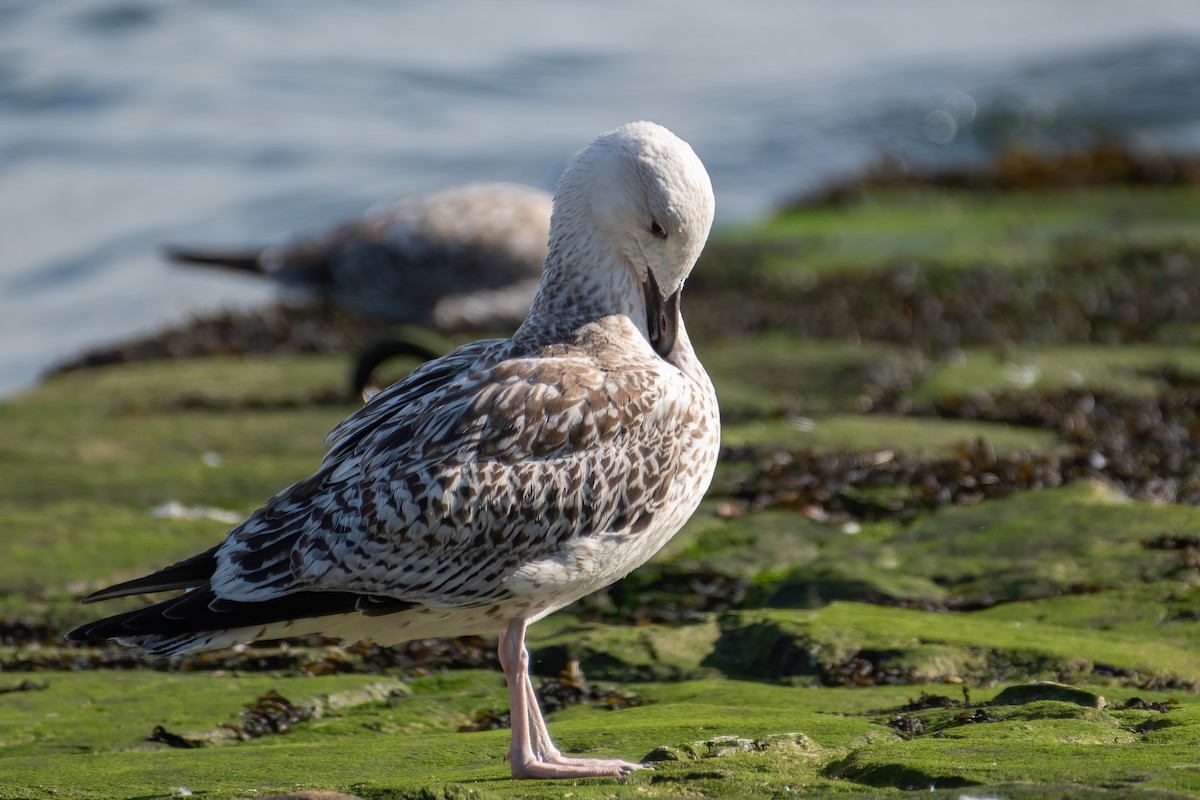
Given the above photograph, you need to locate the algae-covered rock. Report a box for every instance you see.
[644,732,823,762]
[991,682,1107,709]
[531,621,724,682]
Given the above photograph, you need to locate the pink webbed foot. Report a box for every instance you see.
[509,753,649,779]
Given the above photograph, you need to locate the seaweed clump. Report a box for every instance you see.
[6,634,499,676]
[792,143,1200,205]
[724,441,1063,524]
[224,689,316,740]
[725,374,1200,524]
[924,385,1200,506]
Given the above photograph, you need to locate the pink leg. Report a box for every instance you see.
[497,619,649,779]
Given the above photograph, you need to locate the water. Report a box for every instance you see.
[2,0,1199,397]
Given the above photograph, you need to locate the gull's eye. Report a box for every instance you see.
[649,220,667,239]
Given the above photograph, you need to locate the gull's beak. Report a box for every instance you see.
[643,270,680,358]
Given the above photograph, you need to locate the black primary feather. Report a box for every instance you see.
[67,541,417,645]
[81,546,220,604]
[67,586,415,643]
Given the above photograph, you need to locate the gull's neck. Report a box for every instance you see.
[515,227,648,348]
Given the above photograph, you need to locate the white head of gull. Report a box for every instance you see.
[69,121,720,780]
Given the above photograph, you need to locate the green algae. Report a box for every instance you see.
[722,413,1061,456]
[887,482,1200,604]
[0,671,406,759]
[669,481,1200,617]
[531,621,723,682]
[829,713,1200,794]
[714,186,1200,278]
[699,335,923,418]
[909,344,1200,403]
[0,674,874,799]
[528,596,1200,690]
[4,673,1198,799]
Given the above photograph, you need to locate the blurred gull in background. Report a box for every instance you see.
[164,183,552,332]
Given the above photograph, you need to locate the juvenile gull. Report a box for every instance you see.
[70,121,719,780]
[165,182,552,332]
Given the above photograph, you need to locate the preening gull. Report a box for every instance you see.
[165,182,552,332]
[70,121,719,780]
